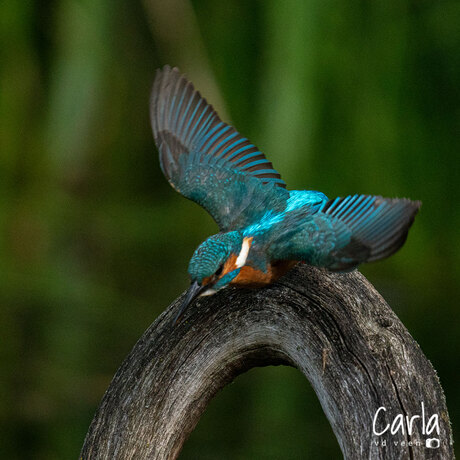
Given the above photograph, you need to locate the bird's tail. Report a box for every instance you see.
[321,194,421,271]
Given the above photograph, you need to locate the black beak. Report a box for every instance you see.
[172,281,207,325]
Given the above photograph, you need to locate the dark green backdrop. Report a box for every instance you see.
[1,1,458,458]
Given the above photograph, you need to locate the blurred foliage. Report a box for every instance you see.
[0,0,459,458]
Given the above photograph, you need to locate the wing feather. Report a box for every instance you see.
[269,194,420,271]
[151,66,285,187]
[150,66,287,231]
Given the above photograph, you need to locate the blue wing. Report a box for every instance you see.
[150,66,287,231]
[269,194,421,271]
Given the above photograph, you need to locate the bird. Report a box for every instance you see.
[150,65,421,324]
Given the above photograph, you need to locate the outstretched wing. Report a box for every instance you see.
[269,194,421,271]
[150,66,287,231]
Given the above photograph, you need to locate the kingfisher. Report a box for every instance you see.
[150,66,421,324]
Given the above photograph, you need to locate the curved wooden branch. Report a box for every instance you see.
[81,264,454,459]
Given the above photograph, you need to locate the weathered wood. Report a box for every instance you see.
[81,264,454,459]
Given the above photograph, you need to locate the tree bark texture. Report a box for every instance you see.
[81,264,454,459]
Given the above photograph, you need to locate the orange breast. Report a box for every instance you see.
[231,260,298,288]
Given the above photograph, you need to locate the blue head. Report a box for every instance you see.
[174,231,249,324]
[188,232,242,284]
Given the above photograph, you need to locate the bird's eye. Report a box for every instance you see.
[215,265,223,277]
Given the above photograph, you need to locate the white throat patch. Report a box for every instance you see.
[236,237,253,268]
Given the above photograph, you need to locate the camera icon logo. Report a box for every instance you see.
[426,438,440,449]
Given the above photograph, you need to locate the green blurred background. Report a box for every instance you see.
[1,1,459,458]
